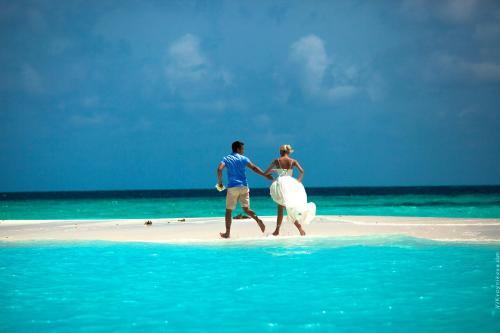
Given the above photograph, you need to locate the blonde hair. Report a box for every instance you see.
[279,144,294,154]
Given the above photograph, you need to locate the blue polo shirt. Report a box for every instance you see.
[221,153,251,188]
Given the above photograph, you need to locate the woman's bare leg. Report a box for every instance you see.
[273,205,285,236]
[294,220,306,236]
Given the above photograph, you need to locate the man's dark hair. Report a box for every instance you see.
[232,141,244,153]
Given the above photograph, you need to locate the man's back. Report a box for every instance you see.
[221,153,251,188]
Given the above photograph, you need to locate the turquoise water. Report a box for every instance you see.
[0,238,499,332]
[1,187,500,220]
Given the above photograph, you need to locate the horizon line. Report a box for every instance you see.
[1,184,500,194]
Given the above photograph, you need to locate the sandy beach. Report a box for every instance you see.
[1,215,500,244]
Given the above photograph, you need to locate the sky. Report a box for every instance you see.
[0,0,499,192]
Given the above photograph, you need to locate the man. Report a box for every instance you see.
[217,140,273,238]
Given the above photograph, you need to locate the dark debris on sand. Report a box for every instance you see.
[233,213,250,220]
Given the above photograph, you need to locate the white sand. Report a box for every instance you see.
[1,215,500,244]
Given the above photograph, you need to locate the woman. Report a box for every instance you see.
[264,144,316,236]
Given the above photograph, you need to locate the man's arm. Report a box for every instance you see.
[263,160,276,176]
[217,162,225,186]
[247,162,273,180]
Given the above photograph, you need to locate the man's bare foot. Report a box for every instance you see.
[257,219,265,233]
[299,229,306,236]
[272,230,280,236]
[220,232,229,239]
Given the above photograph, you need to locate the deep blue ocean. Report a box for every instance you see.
[1,185,500,220]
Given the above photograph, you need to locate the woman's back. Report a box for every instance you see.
[272,157,294,177]
[275,157,294,169]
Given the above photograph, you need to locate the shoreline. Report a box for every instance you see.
[1,215,500,245]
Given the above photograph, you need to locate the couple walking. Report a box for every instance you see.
[217,141,316,239]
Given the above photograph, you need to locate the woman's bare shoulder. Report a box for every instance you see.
[284,157,294,168]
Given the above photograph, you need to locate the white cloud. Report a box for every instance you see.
[370,75,387,101]
[399,2,500,84]
[468,62,500,80]
[254,113,271,127]
[344,65,359,80]
[400,0,479,23]
[440,0,478,22]
[165,34,208,83]
[163,34,237,113]
[288,34,382,103]
[290,34,329,94]
[165,34,232,95]
[428,52,500,82]
[326,85,358,100]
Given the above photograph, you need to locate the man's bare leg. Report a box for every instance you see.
[242,207,265,233]
[294,220,306,236]
[220,209,232,238]
[273,205,285,236]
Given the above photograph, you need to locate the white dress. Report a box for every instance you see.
[269,162,316,225]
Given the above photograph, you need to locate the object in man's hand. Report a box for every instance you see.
[215,183,226,192]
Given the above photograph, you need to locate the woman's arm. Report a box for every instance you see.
[294,159,304,183]
[263,160,277,176]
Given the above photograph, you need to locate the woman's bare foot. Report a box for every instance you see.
[294,221,306,236]
[220,232,230,239]
[272,229,280,236]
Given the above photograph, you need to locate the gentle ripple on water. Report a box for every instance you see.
[0,239,499,332]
